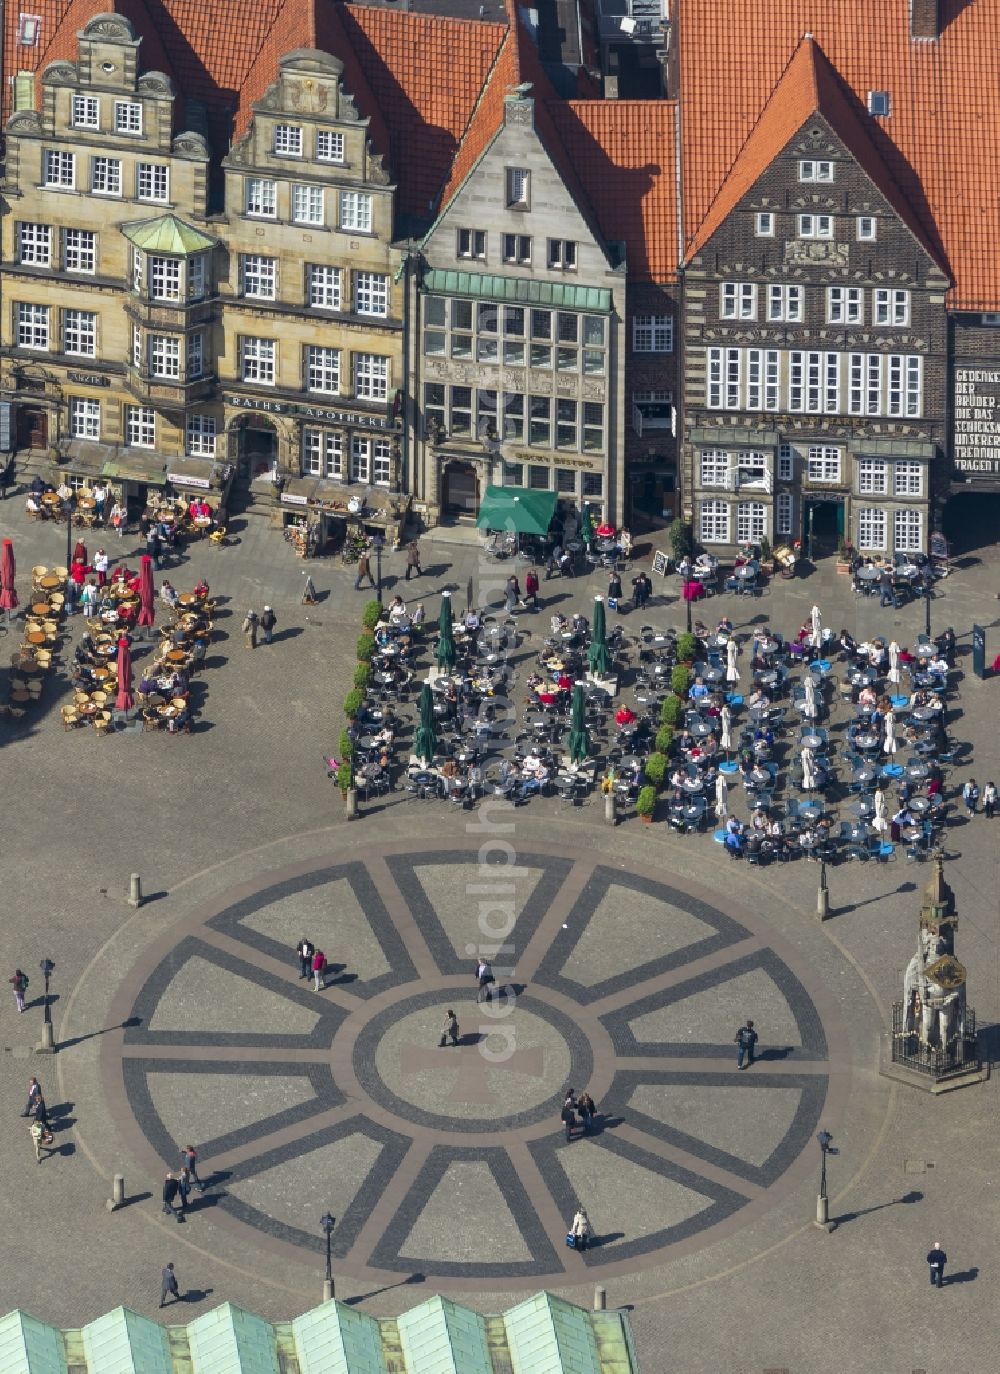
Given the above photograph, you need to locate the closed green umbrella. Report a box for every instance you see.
[587,596,611,677]
[579,504,594,546]
[414,681,437,763]
[567,682,590,764]
[435,590,456,669]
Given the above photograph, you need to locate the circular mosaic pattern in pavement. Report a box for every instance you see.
[107,843,842,1288]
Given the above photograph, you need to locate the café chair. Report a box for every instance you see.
[93,710,113,736]
[60,705,80,731]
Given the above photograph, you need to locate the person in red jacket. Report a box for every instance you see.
[524,567,540,610]
[312,948,327,992]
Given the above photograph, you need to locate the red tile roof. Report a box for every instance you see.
[550,100,680,281]
[677,0,1000,306]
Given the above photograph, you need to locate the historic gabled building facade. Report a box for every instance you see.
[680,38,949,559]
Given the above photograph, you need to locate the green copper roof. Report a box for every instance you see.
[0,1295,640,1373]
[121,213,216,255]
[422,269,612,314]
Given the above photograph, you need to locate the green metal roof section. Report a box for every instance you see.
[82,1308,171,1374]
[396,1296,492,1374]
[186,1304,279,1374]
[121,213,216,255]
[0,1312,66,1374]
[291,1301,388,1374]
[422,269,612,314]
[505,1292,603,1374]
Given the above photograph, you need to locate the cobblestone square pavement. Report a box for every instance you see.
[0,499,998,1373]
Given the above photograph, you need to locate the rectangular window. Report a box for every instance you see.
[502,234,531,264]
[125,405,155,448]
[63,308,96,356]
[316,131,345,163]
[506,167,529,207]
[114,100,142,134]
[798,213,833,239]
[529,395,551,446]
[894,461,923,496]
[149,335,180,379]
[799,159,834,181]
[807,445,841,483]
[353,353,388,400]
[245,178,276,218]
[555,398,577,449]
[867,353,882,415]
[857,216,876,241]
[905,356,922,417]
[501,392,524,440]
[582,401,604,452]
[348,436,391,486]
[707,347,723,408]
[71,94,99,128]
[699,500,730,544]
[858,507,887,551]
[240,337,276,385]
[188,255,206,301]
[524,465,547,491]
[721,282,757,320]
[273,124,303,156]
[292,184,324,225]
[501,461,523,486]
[43,150,74,188]
[305,345,340,394]
[450,386,472,436]
[70,397,100,439]
[868,90,891,116]
[242,254,277,300]
[354,271,388,317]
[736,501,767,544]
[632,315,673,352]
[737,450,768,487]
[849,353,864,414]
[765,350,780,410]
[137,162,169,202]
[188,333,204,379]
[91,157,121,196]
[789,351,804,412]
[824,351,840,413]
[858,459,888,494]
[63,228,95,273]
[747,350,763,410]
[582,472,604,498]
[873,289,909,325]
[302,429,344,478]
[547,239,577,270]
[755,212,774,237]
[888,354,904,416]
[308,264,341,309]
[776,490,793,535]
[777,444,794,481]
[827,287,863,324]
[186,415,217,457]
[724,348,741,408]
[555,468,577,494]
[894,509,923,553]
[17,223,51,265]
[700,449,730,487]
[767,285,803,322]
[457,228,486,260]
[340,191,372,232]
[149,256,181,302]
[16,302,49,349]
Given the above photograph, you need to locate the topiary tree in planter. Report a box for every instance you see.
[361,600,382,630]
[344,687,364,721]
[356,632,376,662]
[669,519,693,562]
[339,729,353,762]
[675,631,699,663]
[353,662,373,690]
[655,724,674,755]
[671,663,692,697]
[636,785,658,821]
[337,759,353,798]
[660,694,685,728]
[644,751,668,790]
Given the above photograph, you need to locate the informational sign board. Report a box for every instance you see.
[972,624,986,680]
[954,367,1000,474]
[652,551,669,577]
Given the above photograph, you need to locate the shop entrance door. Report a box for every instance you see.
[16,407,47,450]
[235,417,278,484]
[443,461,479,516]
[803,498,843,560]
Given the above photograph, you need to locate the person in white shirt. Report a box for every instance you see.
[388,595,407,623]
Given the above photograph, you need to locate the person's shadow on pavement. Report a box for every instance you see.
[946,1268,979,1285]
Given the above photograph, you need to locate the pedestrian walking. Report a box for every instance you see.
[159,1262,180,1308]
[147,529,162,572]
[438,1009,460,1047]
[93,547,109,586]
[354,550,376,591]
[878,568,898,608]
[405,539,422,580]
[475,957,495,1003]
[607,570,622,610]
[181,1145,207,1193]
[260,605,276,644]
[162,1172,181,1220]
[22,1076,41,1117]
[927,1241,947,1288]
[9,969,28,1013]
[504,575,518,613]
[177,1166,192,1212]
[29,1119,53,1163]
[312,948,327,991]
[962,778,979,817]
[983,781,997,819]
[242,608,259,649]
[524,568,540,610]
[80,579,98,618]
[296,938,315,980]
[632,571,652,609]
[561,1090,578,1142]
[30,1096,49,1130]
[735,1019,758,1069]
[302,574,318,605]
[569,1206,592,1251]
[577,1090,597,1133]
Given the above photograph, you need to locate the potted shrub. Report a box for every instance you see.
[654,724,674,755]
[344,687,364,721]
[675,631,699,664]
[362,600,382,630]
[669,519,693,563]
[836,538,854,576]
[353,662,373,690]
[644,751,668,790]
[337,758,353,799]
[356,631,376,662]
[660,695,685,728]
[759,534,774,574]
[636,785,658,823]
[671,663,692,697]
[339,730,353,762]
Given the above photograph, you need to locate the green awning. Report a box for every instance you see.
[102,457,168,487]
[476,485,557,535]
[121,214,216,255]
[423,269,612,314]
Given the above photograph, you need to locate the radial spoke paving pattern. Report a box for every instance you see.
[111,848,837,1288]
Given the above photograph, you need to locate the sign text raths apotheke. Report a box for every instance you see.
[225,394,392,430]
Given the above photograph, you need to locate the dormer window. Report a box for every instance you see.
[273,124,303,156]
[868,90,890,116]
[114,100,142,135]
[799,160,833,182]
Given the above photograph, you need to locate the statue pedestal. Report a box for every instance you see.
[878,1028,990,1095]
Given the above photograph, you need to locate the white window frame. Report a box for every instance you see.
[767,284,803,322]
[457,228,486,260]
[700,449,730,487]
[63,228,95,273]
[91,156,122,197]
[798,213,833,239]
[149,334,180,379]
[856,216,877,241]
[775,490,793,536]
[354,272,388,317]
[340,191,372,233]
[858,459,888,494]
[353,353,388,401]
[308,264,341,310]
[799,159,834,182]
[827,286,863,324]
[316,130,345,164]
[149,256,181,303]
[905,356,922,417]
[632,315,673,352]
[873,289,909,326]
[302,429,344,478]
[721,282,757,320]
[777,444,794,481]
[894,461,924,496]
[755,212,774,237]
[16,302,49,350]
[807,445,841,483]
[242,255,277,300]
[114,100,142,134]
[547,239,577,270]
[305,345,340,395]
[868,90,891,117]
[893,509,923,554]
[125,405,155,448]
[70,397,101,439]
[292,184,324,226]
[699,499,730,545]
[188,333,204,379]
[501,233,531,265]
[71,94,99,129]
[18,222,51,266]
[240,337,276,385]
[188,255,207,302]
[505,167,529,207]
[245,177,277,218]
[63,308,96,357]
[186,414,217,457]
[43,150,75,188]
[858,507,887,551]
[273,124,303,156]
[137,162,169,203]
[736,500,767,544]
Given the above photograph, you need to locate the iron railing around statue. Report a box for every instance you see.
[890,1002,978,1078]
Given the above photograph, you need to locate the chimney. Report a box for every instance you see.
[909,0,940,40]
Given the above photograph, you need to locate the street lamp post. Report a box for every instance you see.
[815,1129,834,1231]
[321,1211,335,1301]
[371,533,385,606]
[38,958,55,1053]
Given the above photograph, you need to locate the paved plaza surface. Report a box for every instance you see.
[0,496,999,1372]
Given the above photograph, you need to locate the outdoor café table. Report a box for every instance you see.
[158,703,182,721]
[855,732,879,751]
[430,676,453,692]
[703,667,724,684]
[690,719,712,738]
[759,639,778,655]
[41,493,61,510]
[747,768,770,788]
[707,634,730,649]
[799,834,821,854]
[92,665,112,681]
[651,662,671,677]
[681,776,705,793]
[846,822,871,842]
[648,632,672,647]
[911,706,939,721]
[379,643,400,658]
[852,765,876,785]
[856,566,879,585]
[798,802,823,822]
[101,609,121,624]
[913,672,937,688]
[30,601,51,616]
[756,670,778,688]
[906,761,930,779]
[620,755,640,771]
[39,575,61,591]
[374,671,396,686]
[850,668,877,686]
[526,713,550,729]
[25,629,46,645]
[914,739,938,754]
[735,564,758,581]
[77,496,95,511]
[801,733,823,750]
[682,803,705,825]
[909,796,931,814]
[165,648,187,664]
[77,702,98,719]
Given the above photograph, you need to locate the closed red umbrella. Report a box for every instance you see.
[137,554,155,628]
[0,538,17,612]
[115,636,134,711]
